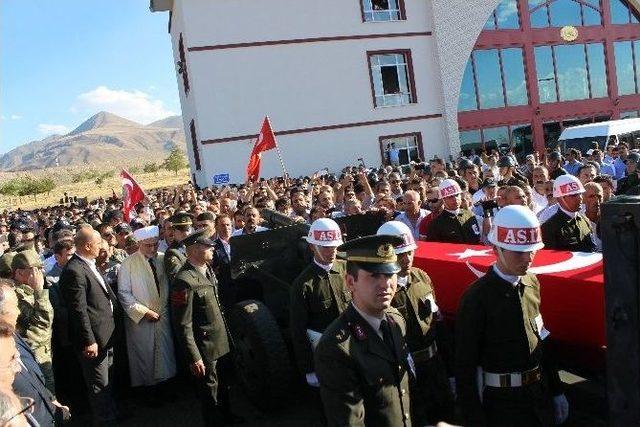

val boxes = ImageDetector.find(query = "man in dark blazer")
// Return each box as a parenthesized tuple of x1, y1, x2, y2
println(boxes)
(210, 214, 234, 310)
(59, 226, 119, 426)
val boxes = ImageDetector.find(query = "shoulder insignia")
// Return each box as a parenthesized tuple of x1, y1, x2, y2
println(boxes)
(347, 321, 367, 341)
(170, 289, 188, 306)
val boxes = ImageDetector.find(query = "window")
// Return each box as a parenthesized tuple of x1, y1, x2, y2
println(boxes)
(621, 110, 640, 118)
(362, 0, 405, 22)
(189, 119, 201, 170)
(457, 47, 528, 111)
(610, 0, 640, 24)
(368, 51, 416, 107)
(484, 0, 521, 29)
(529, 0, 602, 28)
(379, 133, 423, 165)
(534, 43, 608, 103)
(614, 40, 640, 95)
(459, 124, 533, 155)
(178, 33, 190, 95)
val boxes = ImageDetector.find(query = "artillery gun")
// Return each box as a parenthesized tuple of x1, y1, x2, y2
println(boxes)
(227, 209, 384, 409)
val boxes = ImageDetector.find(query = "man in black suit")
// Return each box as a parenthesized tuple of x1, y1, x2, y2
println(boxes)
(60, 226, 118, 426)
(210, 214, 234, 310)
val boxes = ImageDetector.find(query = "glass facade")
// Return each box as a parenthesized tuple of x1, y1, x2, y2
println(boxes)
(458, 0, 640, 154)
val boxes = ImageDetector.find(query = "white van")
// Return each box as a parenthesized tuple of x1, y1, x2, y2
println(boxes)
(558, 118, 640, 154)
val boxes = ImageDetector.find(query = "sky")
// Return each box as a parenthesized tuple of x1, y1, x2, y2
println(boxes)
(1, 0, 180, 155)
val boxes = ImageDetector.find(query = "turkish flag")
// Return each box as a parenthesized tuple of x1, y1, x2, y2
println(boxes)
(120, 169, 145, 222)
(246, 116, 277, 181)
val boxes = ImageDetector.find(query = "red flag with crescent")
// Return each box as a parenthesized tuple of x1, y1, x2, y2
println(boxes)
(246, 116, 277, 182)
(120, 169, 145, 221)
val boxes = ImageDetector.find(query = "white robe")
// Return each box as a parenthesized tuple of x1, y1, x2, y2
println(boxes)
(117, 251, 176, 387)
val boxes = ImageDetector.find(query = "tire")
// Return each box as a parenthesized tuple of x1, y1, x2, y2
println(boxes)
(228, 299, 293, 410)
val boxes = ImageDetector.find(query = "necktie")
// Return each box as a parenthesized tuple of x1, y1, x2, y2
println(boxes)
(148, 258, 160, 292)
(380, 317, 397, 361)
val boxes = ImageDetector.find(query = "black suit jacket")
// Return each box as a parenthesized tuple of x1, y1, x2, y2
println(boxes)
(211, 238, 233, 309)
(13, 333, 56, 427)
(59, 254, 117, 350)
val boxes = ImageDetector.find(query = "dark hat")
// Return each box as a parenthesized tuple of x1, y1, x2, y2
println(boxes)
(196, 212, 215, 222)
(338, 234, 403, 274)
(626, 152, 640, 164)
(168, 211, 193, 227)
(9, 221, 30, 232)
(52, 219, 73, 233)
(11, 249, 43, 270)
(497, 156, 516, 168)
(548, 151, 562, 161)
(458, 159, 474, 170)
(114, 223, 132, 234)
(0, 251, 16, 276)
(181, 229, 215, 248)
(482, 177, 498, 188)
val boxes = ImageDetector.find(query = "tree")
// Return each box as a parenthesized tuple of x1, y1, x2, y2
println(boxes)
(163, 148, 188, 175)
(143, 162, 160, 174)
(0, 176, 57, 202)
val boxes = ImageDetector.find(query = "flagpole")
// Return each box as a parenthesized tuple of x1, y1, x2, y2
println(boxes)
(267, 116, 288, 177)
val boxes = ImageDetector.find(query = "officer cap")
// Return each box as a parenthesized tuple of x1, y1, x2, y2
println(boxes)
(498, 156, 516, 168)
(11, 250, 43, 271)
(482, 177, 498, 188)
(626, 152, 640, 164)
(0, 251, 16, 277)
(458, 159, 474, 170)
(168, 211, 193, 227)
(114, 223, 132, 234)
(338, 234, 403, 274)
(181, 229, 215, 248)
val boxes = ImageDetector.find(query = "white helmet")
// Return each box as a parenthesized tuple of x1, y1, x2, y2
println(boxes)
(376, 221, 417, 254)
(306, 218, 343, 247)
(488, 205, 544, 252)
(553, 174, 585, 198)
(438, 179, 462, 199)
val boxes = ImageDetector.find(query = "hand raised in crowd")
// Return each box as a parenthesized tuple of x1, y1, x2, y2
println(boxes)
(27, 266, 45, 292)
(143, 310, 161, 322)
(190, 359, 206, 377)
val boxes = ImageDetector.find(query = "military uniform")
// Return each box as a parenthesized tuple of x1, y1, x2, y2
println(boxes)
(164, 241, 187, 284)
(314, 234, 413, 427)
(425, 209, 480, 244)
(315, 305, 413, 427)
(170, 232, 231, 427)
(392, 267, 454, 424)
(549, 167, 567, 180)
(541, 209, 596, 252)
(455, 267, 563, 426)
(616, 172, 640, 195)
(289, 260, 350, 375)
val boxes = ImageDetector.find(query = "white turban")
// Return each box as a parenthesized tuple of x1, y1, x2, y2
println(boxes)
(133, 225, 159, 242)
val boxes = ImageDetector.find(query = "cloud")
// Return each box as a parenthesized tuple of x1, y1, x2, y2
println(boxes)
(10, 114, 22, 120)
(74, 86, 175, 124)
(38, 124, 70, 135)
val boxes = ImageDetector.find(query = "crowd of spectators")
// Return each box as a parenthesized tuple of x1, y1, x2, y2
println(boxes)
(0, 141, 637, 425)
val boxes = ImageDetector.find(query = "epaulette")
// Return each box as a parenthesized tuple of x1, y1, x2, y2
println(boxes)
(346, 320, 367, 341)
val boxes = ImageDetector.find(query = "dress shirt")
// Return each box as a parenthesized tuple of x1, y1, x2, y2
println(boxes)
(352, 302, 384, 339)
(313, 259, 332, 273)
(76, 253, 113, 311)
(492, 264, 520, 287)
(397, 276, 408, 288)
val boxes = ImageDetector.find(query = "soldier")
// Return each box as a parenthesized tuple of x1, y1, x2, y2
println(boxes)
(315, 234, 413, 427)
(290, 218, 350, 388)
(541, 175, 596, 252)
(170, 230, 234, 427)
(547, 152, 567, 180)
(10, 250, 55, 393)
(456, 205, 568, 426)
(164, 211, 192, 284)
(377, 221, 455, 425)
(425, 179, 480, 244)
(497, 156, 528, 187)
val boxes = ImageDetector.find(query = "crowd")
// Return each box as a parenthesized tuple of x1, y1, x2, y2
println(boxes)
(0, 140, 636, 427)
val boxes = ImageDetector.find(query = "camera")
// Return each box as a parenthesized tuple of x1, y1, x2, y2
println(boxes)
(474, 199, 499, 218)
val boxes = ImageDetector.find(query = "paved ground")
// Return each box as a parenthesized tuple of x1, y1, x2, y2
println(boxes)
(62, 369, 606, 426)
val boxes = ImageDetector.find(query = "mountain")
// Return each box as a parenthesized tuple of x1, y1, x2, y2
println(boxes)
(0, 112, 186, 171)
(147, 115, 183, 129)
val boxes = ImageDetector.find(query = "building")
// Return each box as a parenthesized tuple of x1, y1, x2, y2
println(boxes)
(150, 0, 640, 186)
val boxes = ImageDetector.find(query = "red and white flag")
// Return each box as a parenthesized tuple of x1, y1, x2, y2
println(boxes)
(120, 169, 145, 221)
(246, 116, 277, 182)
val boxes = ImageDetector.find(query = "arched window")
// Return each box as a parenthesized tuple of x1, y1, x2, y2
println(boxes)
(457, 0, 640, 154)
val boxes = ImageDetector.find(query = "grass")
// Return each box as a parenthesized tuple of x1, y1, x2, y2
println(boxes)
(0, 164, 189, 211)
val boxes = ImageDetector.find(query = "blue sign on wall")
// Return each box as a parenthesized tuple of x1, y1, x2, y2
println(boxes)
(213, 173, 230, 185)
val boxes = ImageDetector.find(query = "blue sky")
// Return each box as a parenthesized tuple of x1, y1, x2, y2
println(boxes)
(1, 0, 180, 155)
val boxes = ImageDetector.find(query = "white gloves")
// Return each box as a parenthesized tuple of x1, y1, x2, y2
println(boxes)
(306, 372, 319, 387)
(448, 377, 457, 400)
(553, 394, 569, 424)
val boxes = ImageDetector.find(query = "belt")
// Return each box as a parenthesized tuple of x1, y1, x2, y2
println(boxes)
(412, 342, 438, 363)
(483, 366, 541, 388)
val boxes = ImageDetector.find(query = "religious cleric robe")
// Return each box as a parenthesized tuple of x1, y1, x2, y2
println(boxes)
(117, 251, 176, 386)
